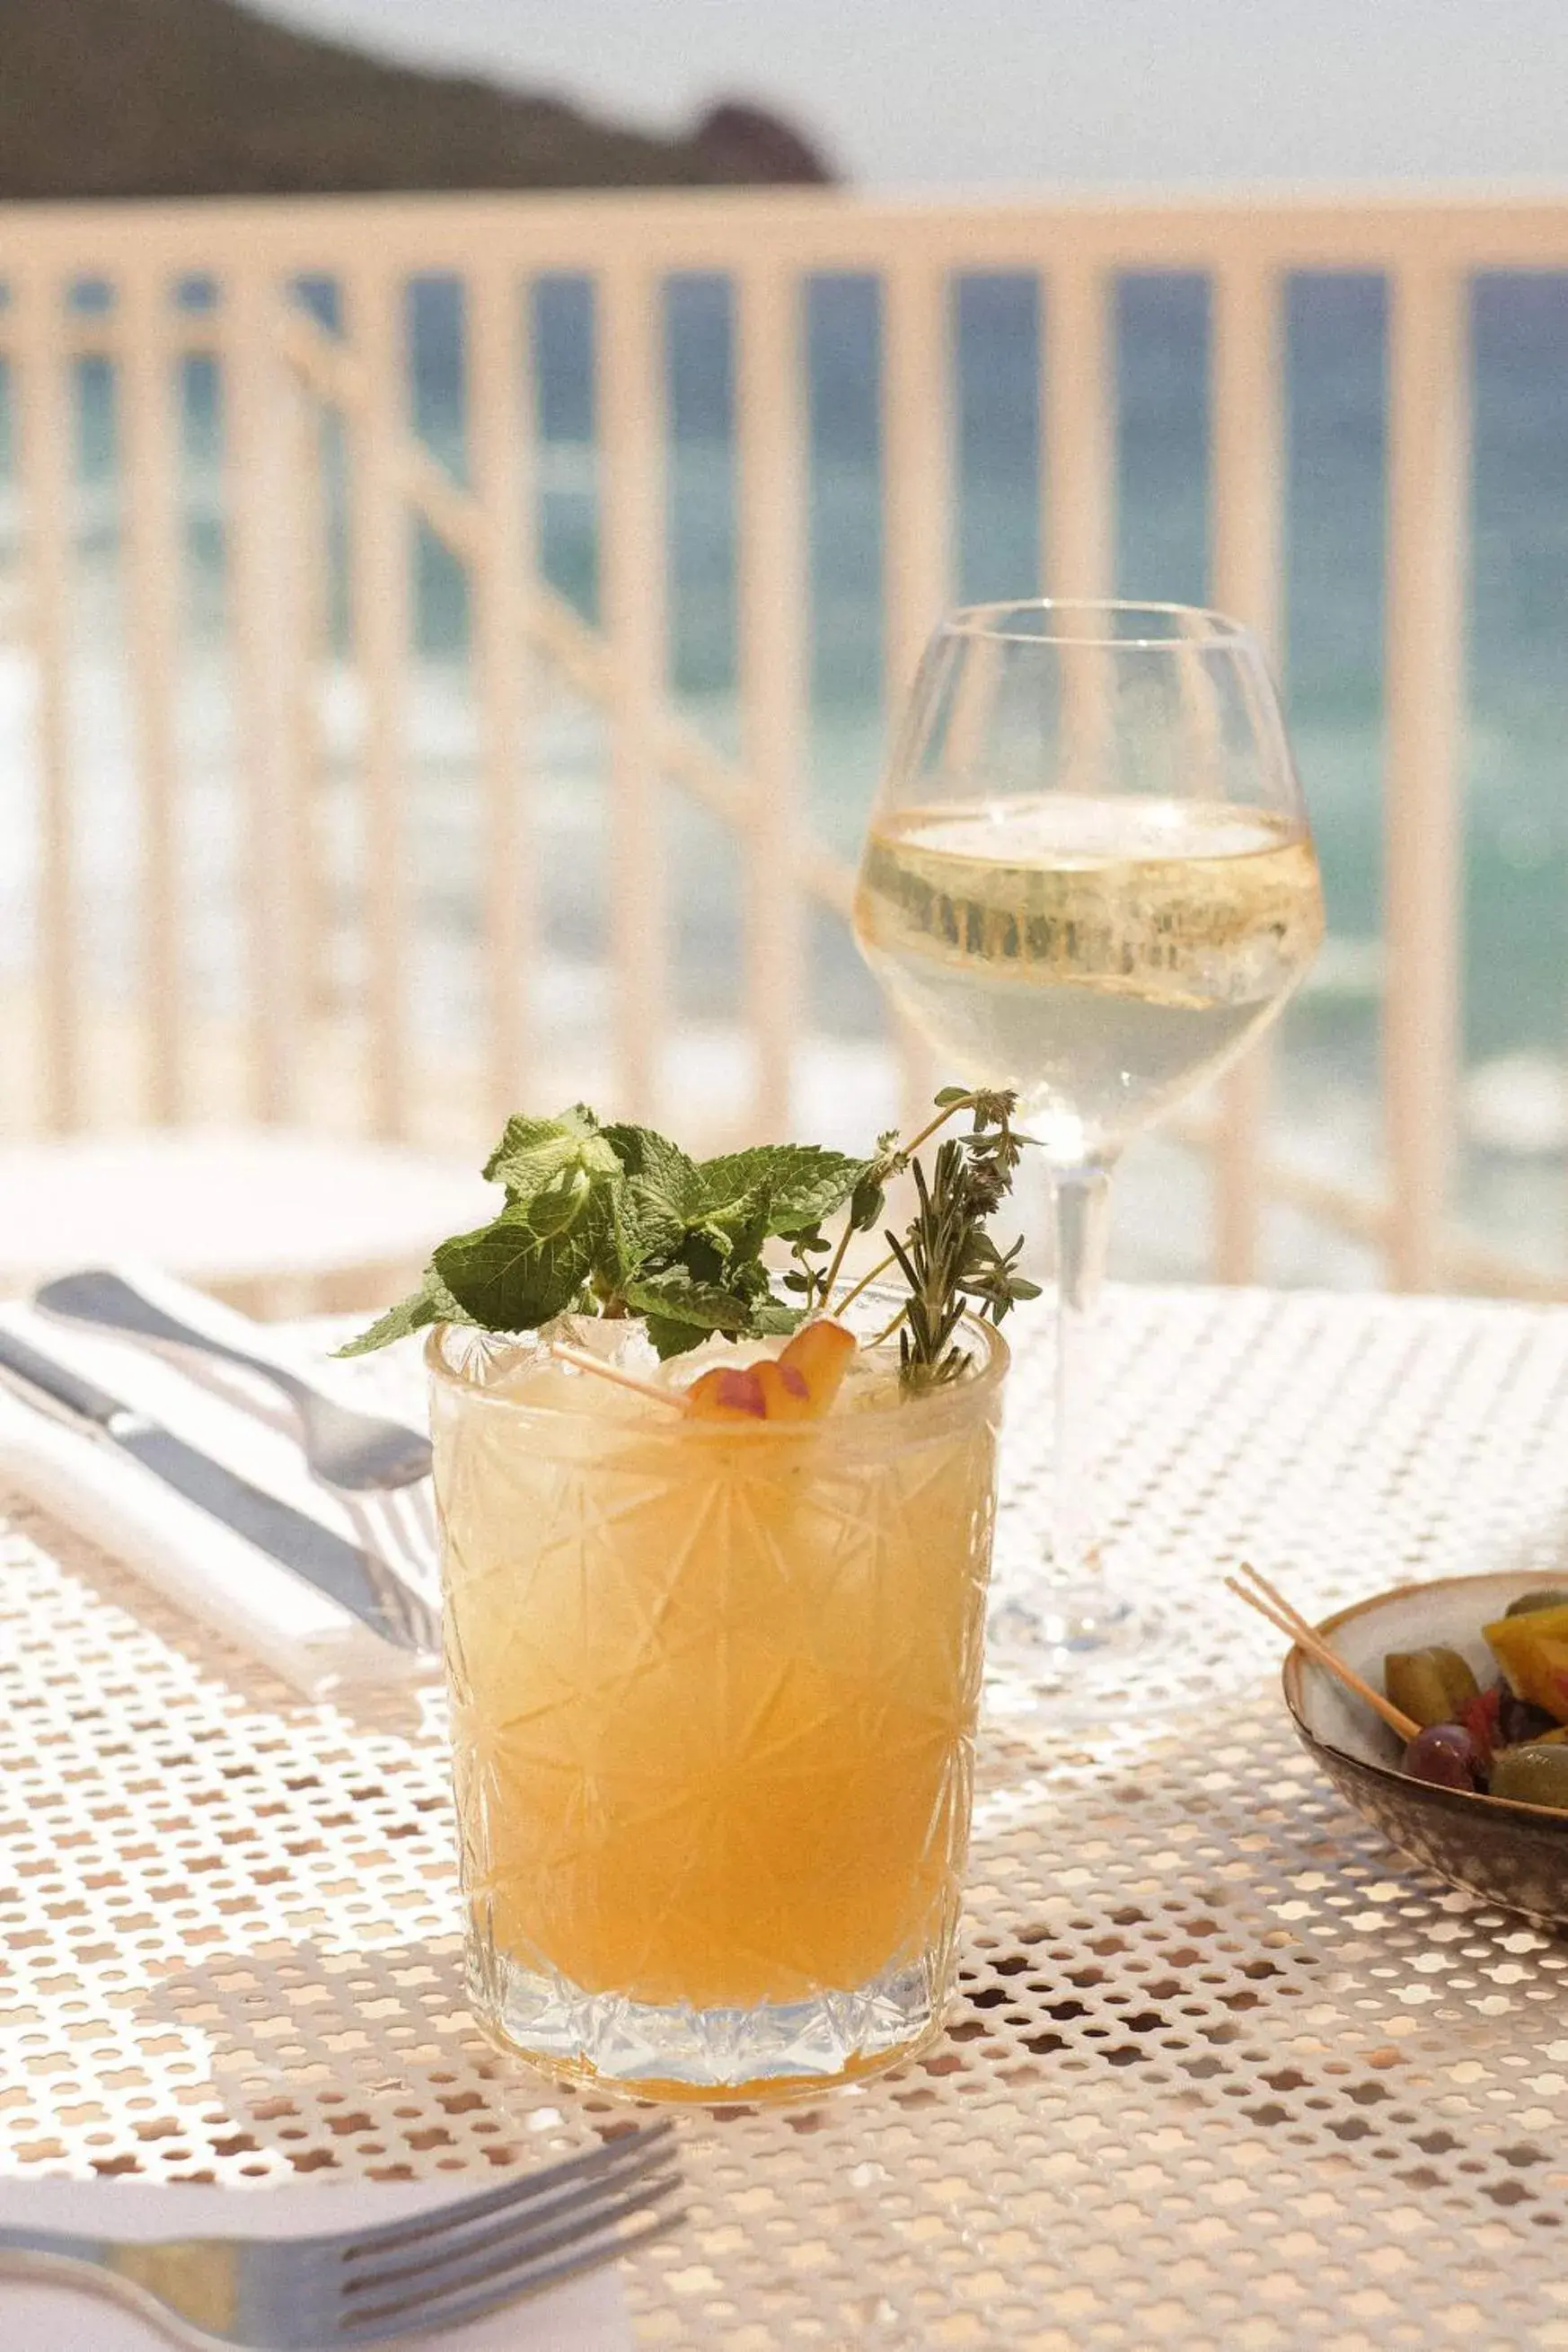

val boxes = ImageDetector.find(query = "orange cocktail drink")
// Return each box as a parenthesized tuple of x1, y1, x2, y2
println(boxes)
(428, 1305, 1006, 2101)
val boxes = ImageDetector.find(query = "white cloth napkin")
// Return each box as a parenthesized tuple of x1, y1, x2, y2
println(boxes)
(0, 2174, 631, 2348)
(0, 1266, 438, 1701)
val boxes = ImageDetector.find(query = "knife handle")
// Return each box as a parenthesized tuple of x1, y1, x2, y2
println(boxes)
(0, 1330, 129, 1429)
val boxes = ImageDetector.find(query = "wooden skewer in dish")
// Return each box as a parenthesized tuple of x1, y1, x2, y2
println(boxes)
(1226, 1560, 1421, 1744)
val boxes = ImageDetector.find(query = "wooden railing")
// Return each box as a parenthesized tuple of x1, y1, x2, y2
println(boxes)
(1, 187, 1565, 1297)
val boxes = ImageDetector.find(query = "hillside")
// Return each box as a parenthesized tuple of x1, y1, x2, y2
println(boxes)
(0, 0, 834, 199)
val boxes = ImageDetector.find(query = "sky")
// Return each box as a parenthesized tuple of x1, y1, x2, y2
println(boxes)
(252, 0, 1568, 188)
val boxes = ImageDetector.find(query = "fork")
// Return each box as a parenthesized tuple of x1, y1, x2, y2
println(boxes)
(36, 1269, 434, 1493)
(0, 2124, 682, 2347)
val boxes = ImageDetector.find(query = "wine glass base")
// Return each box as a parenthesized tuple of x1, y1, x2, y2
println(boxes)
(983, 1583, 1160, 1721)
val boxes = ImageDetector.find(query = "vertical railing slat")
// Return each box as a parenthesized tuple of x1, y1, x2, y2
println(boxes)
(883, 260, 951, 1126)
(1042, 261, 1118, 899)
(16, 269, 79, 1131)
(226, 271, 311, 1125)
(737, 265, 806, 1139)
(598, 263, 668, 1123)
(1209, 261, 1285, 1283)
(1044, 261, 1114, 601)
(290, 392, 330, 1051)
(121, 267, 185, 1123)
(883, 260, 950, 700)
(1383, 263, 1469, 1291)
(467, 263, 533, 1127)
(346, 269, 413, 1140)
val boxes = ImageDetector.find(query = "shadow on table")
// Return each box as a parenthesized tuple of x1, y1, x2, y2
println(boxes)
(134, 1935, 629, 2186)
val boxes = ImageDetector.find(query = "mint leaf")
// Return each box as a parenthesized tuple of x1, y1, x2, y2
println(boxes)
(642, 1314, 708, 1361)
(592, 1123, 704, 1273)
(335, 1261, 471, 1356)
(524, 1167, 603, 1238)
(621, 1265, 753, 1335)
(727, 1256, 772, 1303)
(604, 1178, 663, 1288)
(749, 1295, 805, 1335)
(334, 1291, 437, 1357)
(483, 1106, 621, 1198)
(602, 1123, 700, 1200)
(435, 1196, 609, 1331)
(697, 1190, 771, 1264)
(848, 1173, 886, 1233)
(698, 1145, 867, 1237)
(621, 1183, 689, 1265)
(636, 1274, 801, 1357)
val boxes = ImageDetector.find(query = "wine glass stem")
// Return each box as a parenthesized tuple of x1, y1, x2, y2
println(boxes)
(1050, 1161, 1113, 1583)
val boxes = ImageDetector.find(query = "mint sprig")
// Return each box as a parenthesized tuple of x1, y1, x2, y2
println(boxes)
(340, 1106, 867, 1361)
(339, 1093, 1038, 1381)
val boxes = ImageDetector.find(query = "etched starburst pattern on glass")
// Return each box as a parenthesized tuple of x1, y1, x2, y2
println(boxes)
(429, 1317, 1006, 2101)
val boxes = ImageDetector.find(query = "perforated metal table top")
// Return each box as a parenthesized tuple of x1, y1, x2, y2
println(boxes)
(4, 1288, 1567, 2349)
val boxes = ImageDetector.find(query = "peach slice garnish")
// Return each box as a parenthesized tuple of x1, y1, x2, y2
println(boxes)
(779, 1319, 857, 1414)
(683, 1323, 858, 1423)
(685, 1364, 769, 1421)
(753, 1360, 814, 1422)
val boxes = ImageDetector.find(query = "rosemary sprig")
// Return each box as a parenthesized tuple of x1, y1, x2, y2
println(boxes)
(869, 1088, 1041, 1390)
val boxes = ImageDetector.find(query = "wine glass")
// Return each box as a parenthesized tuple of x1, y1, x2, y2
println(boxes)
(852, 600, 1325, 1682)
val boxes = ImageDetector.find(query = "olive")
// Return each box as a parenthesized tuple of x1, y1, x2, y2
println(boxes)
(1386, 1647, 1481, 1729)
(1402, 1723, 1484, 1792)
(1487, 1744, 1568, 1811)
(1496, 1684, 1559, 1748)
(1504, 1587, 1568, 1617)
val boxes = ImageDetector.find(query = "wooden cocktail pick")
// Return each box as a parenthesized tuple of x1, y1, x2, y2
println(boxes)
(1226, 1560, 1421, 1743)
(547, 1341, 690, 1412)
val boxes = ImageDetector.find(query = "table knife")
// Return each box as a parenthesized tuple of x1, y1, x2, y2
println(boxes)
(0, 1327, 439, 1658)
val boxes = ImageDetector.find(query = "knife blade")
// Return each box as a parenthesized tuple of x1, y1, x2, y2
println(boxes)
(0, 1327, 439, 1658)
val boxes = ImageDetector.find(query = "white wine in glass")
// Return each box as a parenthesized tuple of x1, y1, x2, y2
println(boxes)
(853, 603, 1325, 1678)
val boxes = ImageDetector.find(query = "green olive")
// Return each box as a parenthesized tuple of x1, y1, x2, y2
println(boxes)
(1385, 1647, 1481, 1729)
(1487, 1744, 1568, 1811)
(1504, 1587, 1568, 1617)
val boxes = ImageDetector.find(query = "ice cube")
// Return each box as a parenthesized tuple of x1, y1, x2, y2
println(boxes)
(461, 1313, 665, 1416)
(832, 1335, 905, 1416)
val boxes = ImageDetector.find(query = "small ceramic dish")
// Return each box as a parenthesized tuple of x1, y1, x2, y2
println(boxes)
(1282, 1569, 1568, 1927)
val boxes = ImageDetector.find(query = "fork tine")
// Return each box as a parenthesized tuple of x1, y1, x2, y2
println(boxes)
(366, 1484, 436, 1590)
(366, 1543, 439, 1653)
(338, 2171, 684, 2335)
(411, 1477, 438, 1560)
(394, 1479, 439, 1581)
(340, 1493, 440, 1648)
(338, 2122, 674, 2262)
(383, 1490, 439, 1627)
(339, 2210, 683, 2343)
(344, 1494, 397, 1575)
(343, 2160, 683, 2301)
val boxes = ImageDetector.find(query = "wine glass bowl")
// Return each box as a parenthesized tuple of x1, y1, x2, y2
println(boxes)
(852, 600, 1325, 1685)
(854, 601, 1323, 1167)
